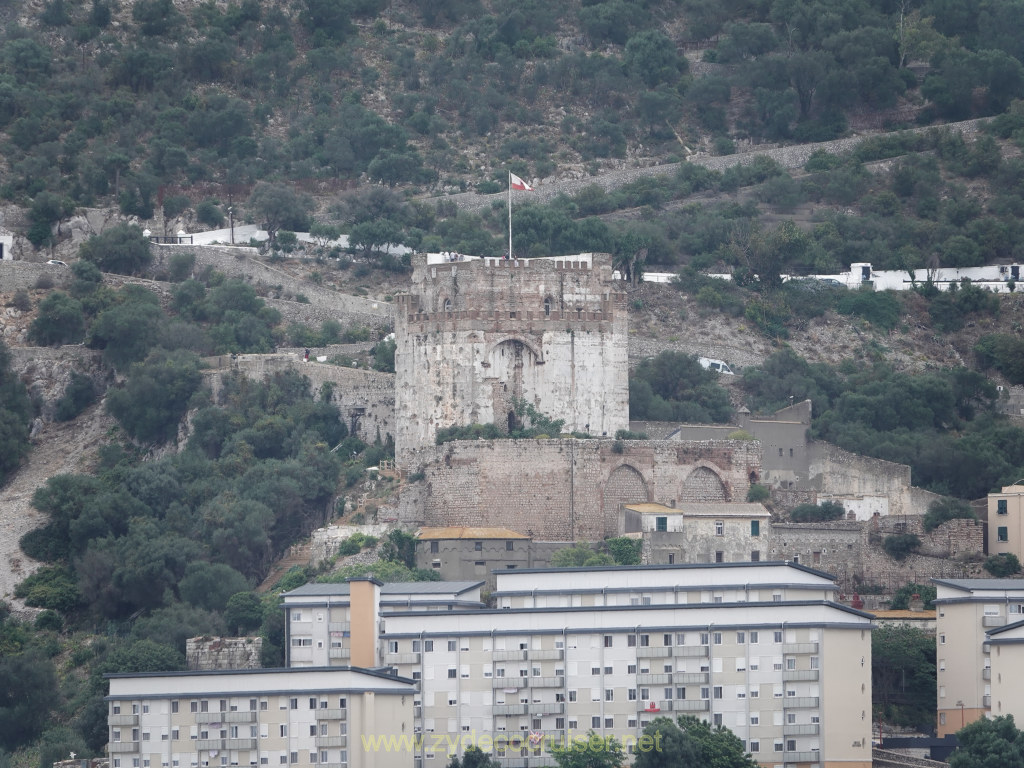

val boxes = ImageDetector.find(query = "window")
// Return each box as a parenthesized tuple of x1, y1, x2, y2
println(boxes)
(750, 715, 759, 726)
(749, 741, 759, 754)
(568, 691, 577, 702)
(628, 689, 637, 701)
(713, 714, 722, 726)
(628, 664, 637, 674)
(750, 550, 760, 562)
(639, 634, 650, 647)
(774, 742, 784, 753)
(700, 687, 709, 700)
(750, 688, 759, 698)
(430, 542, 439, 553)
(170, 701, 178, 714)
(663, 633, 673, 646)
(388, 641, 399, 654)
(447, 669, 457, 679)
(999, 526, 1009, 542)
(786, 658, 796, 670)
(592, 667, 601, 676)
(628, 635, 637, 647)
(786, 740, 796, 752)
(289, 699, 298, 710)
(940, 634, 946, 645)
(715, 551, 724, 563)
(604, 666, 612, 674)
(700, 633, 709, 645)
(506, 541, 514, 551)
(713, 633, 722, 645)
(604, 635, 613, 648)
(605, 690, 614, 702)
(737, 632, 745, 644)
(715, 521, 724, 536)
(998, 499, 1008, 515)
(774, 631, 783, 643)
(604, 718, 614, 729)
(676, 687, 686, 699)
(663, 664, 672, 673)
(713, 686, 722, 699)
(280, 725, 287, 738)
(750, 631, 758, 644)
(308, 698, 317, 710)
(474, 542, 482, 551)
(448, 640, 457, 651)
(424, 641, 434, 652)
(750, 520, 760, 537)
(668, 554, 675, 564)
(676, 633, 686, 645)
(655, 517, 667, 532)
(591, 717, 601, 729)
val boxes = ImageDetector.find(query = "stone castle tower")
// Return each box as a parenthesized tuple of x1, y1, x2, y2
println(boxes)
(394, 254, 629, 466)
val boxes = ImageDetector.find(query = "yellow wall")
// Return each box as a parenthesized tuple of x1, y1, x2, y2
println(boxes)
(821, 626, 873, 766)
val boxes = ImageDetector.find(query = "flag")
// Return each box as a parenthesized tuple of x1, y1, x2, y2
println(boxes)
(510, 172, 533, 191)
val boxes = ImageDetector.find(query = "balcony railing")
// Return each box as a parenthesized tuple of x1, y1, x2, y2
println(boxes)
(196, 711, 256, 724)
(529, 677, 564, 688)
(636, 674, 671, 685)
(636, 647, 672, 658)
(783, 670, 819, 682)
(109, 714, 139, 726)
(196, 739, 258, 751)
(328, 622, 350, 632)
(493, 704, 529, 716)
(783, 642, 819, 655)
(494, 650, 528, 662)
(528, 702, 564, 715)
(385, 652, 421, 665)
(670, 699, 709, 712)
(316, 736, 347, 748)
(784, 697, 819, 708)
(108, 742, 139, 754)
(493, 677, 528, 689)
(315, 709, 348, 721)
(783, 750, 820, 763)
(673, 646, 709, 658)
(529, 649, 564, 661)
(783, 724, 820, 736)
(673, 672, 709, 684)
(983, 615, 1006, 627)
(328, 648, 351, 660)
(983, 668, 992, 680)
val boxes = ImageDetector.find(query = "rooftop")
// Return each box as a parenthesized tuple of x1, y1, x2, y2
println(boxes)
(932, 578, 1024, 592)
(281, 580, 484, 598)
(624, 502, 771, 517)
(417, 526, 530, 540)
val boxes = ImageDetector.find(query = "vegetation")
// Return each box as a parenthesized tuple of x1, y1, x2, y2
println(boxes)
(631, 716, 759, 768)
(923, 498, 977, 532)
(949, 715, 1024, 768)
(436, 398, 564, 444)
(630, 352, 732, 423)
(883, 533, 922, 560)
(872, 625, 936, 732)
(984, 553, 1022, 577)
(789, 501, 846, 522)
(0, 341, 32, 487)
(889, 583, 937, 611)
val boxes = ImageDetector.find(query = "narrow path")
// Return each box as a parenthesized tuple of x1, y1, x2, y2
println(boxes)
(0, 402, 113, 611)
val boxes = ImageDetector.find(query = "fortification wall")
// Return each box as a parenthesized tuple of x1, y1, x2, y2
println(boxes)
(0, 261, 71, 292)
(809, 443, 925, 515)
(401, 438, 760, 540)
(203, 354, 395, 445)
(185, 636, 263, 670)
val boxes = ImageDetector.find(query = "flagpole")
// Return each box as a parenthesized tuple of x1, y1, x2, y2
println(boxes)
(508, 171, 513, 259)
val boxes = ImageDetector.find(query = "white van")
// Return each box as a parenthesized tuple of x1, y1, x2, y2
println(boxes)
(699, 357, 734, 375)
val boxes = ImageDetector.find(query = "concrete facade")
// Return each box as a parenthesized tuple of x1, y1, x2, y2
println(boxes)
(402, 438, 761, 541)
(393, 255, 628, 466)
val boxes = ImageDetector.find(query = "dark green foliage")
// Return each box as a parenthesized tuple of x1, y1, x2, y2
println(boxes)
(87, 287, 164, 368)
(380, 530, 415, 568)
(925, 280, 1000, 332)
(630, 352, 733, 423)
(28, 292, 85, 346)
(178, 562, 250, 611)
(0, 654, 58, 751)
(26, 192, 72, 248)
(631, 716, 758, 768)
(984, 553, 1022, 577)
(883, 533, 921, 560)
(949, 715, 1024, 768)
(550, 543, 615, 568)
(78, 224, 153, 275)
(789, 501, 846, 522)
(746, 484, 770, 502)
(371, 338, 396, 372)
(447, 746, 501, 768)
(106, 348, 204, 443)
(224, 592, 264, 635)
(195, 199, 225, 228)
(923, 497, 976, 532)
(0, 341, 32, 487)
(889, 583, 937, 610)
(604, 537, 641, 565)
(167, 252, 196, 283)
(975, 334, 1024, 384)
(872, 625, 936, 732)
(14, 566, 80, 612)
(247, 183, 313, 242)
(836, 288, 902, 331)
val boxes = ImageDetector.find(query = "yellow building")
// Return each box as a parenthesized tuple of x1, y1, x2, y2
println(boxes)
(988, 484, 1024, 558)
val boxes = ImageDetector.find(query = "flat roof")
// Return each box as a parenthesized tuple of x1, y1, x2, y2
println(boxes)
(868, 610, 937, 620)
(932, 578, 1024, 592)
(282, 580, 484, 598)
(624, 502, 770, 517)
(417, 527, 530, 540)
(498, 560, 835, 580)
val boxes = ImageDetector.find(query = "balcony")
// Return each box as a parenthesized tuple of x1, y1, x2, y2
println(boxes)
(385, 652, 421, 665)
(316, 736, 347, 748)
(328, 622, 350, 632)
(783, 670, 819, 682)
(670, 700, 709, 712)
(322, 764, 349, 768)
(196, 711, 256, 724)
(636, 647, 672, 659)
(783, 724, 820, 736)
(529, 677, 564, 688)
(315, 709, 348, 721)
(783, 643, 819, 655)
(528, 702, 564, 715)
(636, 674, 671, 685)
(784, 697, 819, 709)
(414, 706, 422, 719)
(329, 648, 351, 660)
(529, 649, 564, 661)
(494, 650, 528, 662)
(673, 672, 709, 684)
(673, 646, 709, 658)
(109, 714, 139, 726)
(196, 740, 225, 751)
(493, 704, 529, 716)
(983, 615, 1006, 627)
(983, 668, 992, 680)
(783, 750, 820, 763)
(984, 695, 992, 708)
(108, 742, 139, 754)
(493, 677, 528, 689)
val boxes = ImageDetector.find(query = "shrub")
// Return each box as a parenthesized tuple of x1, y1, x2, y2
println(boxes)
(11, 289, 31, 311)
(883, 533, 921, 560)
(28, 292, 85, 346)
(984, 553, 1021, 577)
(923, 498, 975, 532)
(746, 484, 770, 502)
(889, 583, 937, 610)
(34, 273, 55, 290)
(54, 371, 97, 421)
(167, 252, 196, 282)
(614, 429, 648, 440)
(789, 501, 845, 522)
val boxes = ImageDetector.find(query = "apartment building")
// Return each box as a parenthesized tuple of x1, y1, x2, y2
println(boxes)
(105, 667, 416, 768)
(987, 484, 1024, 558)
(933, 578, 1024, 736)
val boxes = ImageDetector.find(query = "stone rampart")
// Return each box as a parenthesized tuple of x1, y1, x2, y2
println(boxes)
(0, 261, 71, 292)
(185, 636, 262, 670)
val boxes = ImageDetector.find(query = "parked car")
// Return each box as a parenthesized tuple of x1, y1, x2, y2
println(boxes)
(698, 357, 735, 375)
(46, 259, 67, 266)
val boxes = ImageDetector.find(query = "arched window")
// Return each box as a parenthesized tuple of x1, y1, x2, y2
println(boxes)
(543, 297, 552, 317)
(443, 298, 452, 312)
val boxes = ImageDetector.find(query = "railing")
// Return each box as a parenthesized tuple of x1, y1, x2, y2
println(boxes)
(385, 652, 421, 665)
(783, 642, 819, 654)
(529, 649, 564, 661)
(315, 709, 348, 721)
(529, 702, 564, 715)
(636, 647, 672, 658)
(983, 668, 991, 680)
(636, 674, 671, 685)
(329, 648, 351, 660)
(196, 711, 256, 724)
(783, 750, 820, 763)
(670, 700, 709, 712)
(493, 704, 529, 716)
(328, 622, 351, 632)
(108, 742, 139, 754)
(673, 672, 709, 684)
(784, 697, 819, 708)
(196, 738, 257, 751)
(673, 646, 709, 657)
(494, 650, 529, 662)
(492, 677, 528, 689)
(983, 615, 1006, 627)
(783, 724, 820, 736)
(529, 677, 564, 688)
(783, 670, 819, 682)
(315, 736, 347, 748)
(983, 695, 992, 707)
(109, 714, 139, 726)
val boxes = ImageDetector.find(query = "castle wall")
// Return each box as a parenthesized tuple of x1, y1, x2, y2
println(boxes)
(394, 256, 628, 464)
(401, 438, 760, 541)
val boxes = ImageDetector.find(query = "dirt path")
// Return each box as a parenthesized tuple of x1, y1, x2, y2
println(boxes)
(0, 402, 113, 611)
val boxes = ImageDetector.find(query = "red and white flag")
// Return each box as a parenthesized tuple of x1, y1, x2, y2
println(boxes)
(510, 172, 533, 191)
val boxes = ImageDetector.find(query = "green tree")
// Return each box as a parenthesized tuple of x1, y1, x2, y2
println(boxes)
(87, 288, 165, 368)
(632, 716, 759, 768)
(550, 729, 625, 768)
(883, 533, 921, 560)
(247, 183, 313, 243)
(923, 497, 976, 532)
(872, 625, 936, 732)
(224, 592, 264, 635)
(889, 583, 937, 610)
(0, 340, 32, 487)
(789, 501, 846, 522)
(604, 537, 641, 565)
(447, 746, 501, 768)
(630, 352, 733, 423)
(625, 30, 685, 88)
(26, 192, 72, 249)
(78, 224, 153, 275)
(0, 654, 58, 751)
(550, 543, 614, 568)
(28, 292, 85, 346)
(949, 715, 1024, 768)
(984, 553, 1022, 577)
(106, 348, 204, 443)
(178, 562, 250, 612)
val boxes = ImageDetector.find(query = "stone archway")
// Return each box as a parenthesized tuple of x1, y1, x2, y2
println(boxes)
(680, 466, 727, 502)
(602, 464, 649, 538)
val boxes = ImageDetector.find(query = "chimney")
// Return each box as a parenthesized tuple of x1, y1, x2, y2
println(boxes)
(909, 594, 924, 612)
(347, 577, 382, 668)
